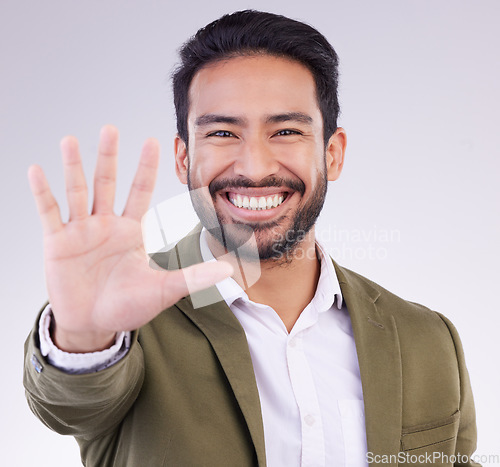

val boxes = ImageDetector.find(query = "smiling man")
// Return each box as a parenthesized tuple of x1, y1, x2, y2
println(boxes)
(24, 10, 480, 467)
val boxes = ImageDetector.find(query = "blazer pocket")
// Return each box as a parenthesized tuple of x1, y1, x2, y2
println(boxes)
(400, 410, 460, 462)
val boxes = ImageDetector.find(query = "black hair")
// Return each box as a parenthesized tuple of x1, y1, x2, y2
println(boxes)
(172, 10, 340, 147)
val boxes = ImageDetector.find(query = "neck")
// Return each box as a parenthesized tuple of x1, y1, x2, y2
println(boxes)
(206, 227, 321, 333)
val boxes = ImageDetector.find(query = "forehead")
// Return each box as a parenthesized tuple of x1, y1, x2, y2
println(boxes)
(187, 55, 321, 125)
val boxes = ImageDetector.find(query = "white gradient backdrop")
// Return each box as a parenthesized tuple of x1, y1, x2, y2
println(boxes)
(1, 0, 499, 465)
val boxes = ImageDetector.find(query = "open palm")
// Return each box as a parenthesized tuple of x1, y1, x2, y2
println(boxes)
(28, 125, 232, 352)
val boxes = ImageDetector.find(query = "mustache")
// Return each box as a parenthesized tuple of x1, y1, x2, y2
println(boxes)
(209, 176, 305, 197)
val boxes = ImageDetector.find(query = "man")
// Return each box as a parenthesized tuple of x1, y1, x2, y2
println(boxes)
(24, 10, 480, 467)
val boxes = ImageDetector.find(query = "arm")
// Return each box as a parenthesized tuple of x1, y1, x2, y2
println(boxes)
(24, 126, 233, 443)
(437, 313, 481, 467)
(24, 305, 144, 441)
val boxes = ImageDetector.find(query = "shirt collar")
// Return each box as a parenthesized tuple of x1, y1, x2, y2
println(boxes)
(199, 228, 343, 311)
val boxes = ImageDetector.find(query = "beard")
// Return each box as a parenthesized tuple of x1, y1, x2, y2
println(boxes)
(187, 164, 328, 264)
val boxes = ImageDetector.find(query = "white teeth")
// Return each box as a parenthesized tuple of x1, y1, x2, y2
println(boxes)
(228, 193, 287, 210)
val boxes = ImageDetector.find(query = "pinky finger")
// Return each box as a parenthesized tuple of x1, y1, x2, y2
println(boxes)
(28, 165, 64, 235)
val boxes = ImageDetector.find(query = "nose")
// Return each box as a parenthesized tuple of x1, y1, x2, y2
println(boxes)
(233, 137, 280, 183)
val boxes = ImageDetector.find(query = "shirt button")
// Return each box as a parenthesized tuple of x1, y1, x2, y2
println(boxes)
(288, 337, 297, 348)
(304, 414, 315, 426)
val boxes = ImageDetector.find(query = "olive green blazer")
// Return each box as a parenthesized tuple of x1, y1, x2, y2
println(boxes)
(24, 227, 479, 466)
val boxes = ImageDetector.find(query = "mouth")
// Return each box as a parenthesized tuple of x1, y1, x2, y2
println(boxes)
(226, 191, 288, 210)
(216, 188, 293, 222)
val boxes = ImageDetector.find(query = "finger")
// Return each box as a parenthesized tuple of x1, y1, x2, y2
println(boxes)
(92, 125, 119, 215)
(123, 138, 160, 220)
(100, 261, 234, 332)
(61, 136, 88, 221)
(161, 261, 234, 305)
(27, 165, 64, 235)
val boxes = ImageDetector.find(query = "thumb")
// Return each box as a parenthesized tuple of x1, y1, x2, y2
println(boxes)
(180, 260, 234, 295)
(159, 260, 234, 308)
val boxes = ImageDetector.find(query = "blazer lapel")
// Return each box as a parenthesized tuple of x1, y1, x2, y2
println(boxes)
(151, 227, 267, 467)
(334, 262, 403, 465)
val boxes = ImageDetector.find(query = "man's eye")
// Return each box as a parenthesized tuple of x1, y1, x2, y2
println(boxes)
(275, 129, 301, 136)
(208, 130, 234, 137)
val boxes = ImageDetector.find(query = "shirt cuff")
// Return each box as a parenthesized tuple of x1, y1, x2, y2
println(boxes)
(38, 304, 131, 374)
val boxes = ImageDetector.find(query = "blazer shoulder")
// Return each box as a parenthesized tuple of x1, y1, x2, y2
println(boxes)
(334, 261, 452, 331)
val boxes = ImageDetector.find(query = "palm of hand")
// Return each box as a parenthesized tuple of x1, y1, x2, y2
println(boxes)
(28, 126, 232, 352)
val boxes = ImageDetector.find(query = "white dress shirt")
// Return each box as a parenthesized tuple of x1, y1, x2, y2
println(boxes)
(200, 230, 368, 467)
(40, 232, 368, 466)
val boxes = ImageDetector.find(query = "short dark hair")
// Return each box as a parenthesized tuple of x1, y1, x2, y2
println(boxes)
(172, 10, 340, 147)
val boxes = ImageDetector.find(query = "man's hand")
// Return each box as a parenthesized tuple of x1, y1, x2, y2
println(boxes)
(28, 125, 232, 353)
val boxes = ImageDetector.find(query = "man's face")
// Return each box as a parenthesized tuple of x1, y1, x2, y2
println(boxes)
(175, 54, 345, 261)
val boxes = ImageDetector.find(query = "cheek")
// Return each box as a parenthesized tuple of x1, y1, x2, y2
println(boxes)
(188, 149, 233, 186)
(280, 150, 324, 189)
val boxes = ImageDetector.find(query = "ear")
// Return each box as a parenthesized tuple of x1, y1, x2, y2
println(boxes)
(325, 127, 347, 181)
(174, 135, 189, 185)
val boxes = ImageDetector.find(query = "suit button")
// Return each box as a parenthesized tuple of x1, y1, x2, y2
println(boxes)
(31, 354, 43, 373)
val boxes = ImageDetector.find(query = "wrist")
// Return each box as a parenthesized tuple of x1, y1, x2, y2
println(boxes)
(51, 321, 116, 353)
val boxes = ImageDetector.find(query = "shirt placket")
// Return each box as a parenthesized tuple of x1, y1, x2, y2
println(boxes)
(286, 331, 326, 467)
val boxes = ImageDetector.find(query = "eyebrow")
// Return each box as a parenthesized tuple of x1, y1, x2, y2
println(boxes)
(195, 114, 246, 127)
(194, 112, 314, 128)
(265, 112, 313, 125)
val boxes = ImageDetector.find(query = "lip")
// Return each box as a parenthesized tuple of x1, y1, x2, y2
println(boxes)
(217, 189, 294, 222)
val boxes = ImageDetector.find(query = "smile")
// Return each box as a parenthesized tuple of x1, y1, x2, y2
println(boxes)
(226, 192, 288, 210)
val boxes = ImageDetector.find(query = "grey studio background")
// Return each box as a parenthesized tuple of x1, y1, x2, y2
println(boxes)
(1, 0, 499, 465)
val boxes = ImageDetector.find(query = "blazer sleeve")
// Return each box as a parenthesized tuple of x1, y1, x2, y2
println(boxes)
(437, 313, 481, 467)
(23, 307, 145, 443)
